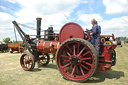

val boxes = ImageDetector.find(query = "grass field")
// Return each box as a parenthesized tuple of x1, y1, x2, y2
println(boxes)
(0, 45, 128, 85)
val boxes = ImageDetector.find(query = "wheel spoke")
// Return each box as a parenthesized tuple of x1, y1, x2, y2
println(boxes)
(81, 57, 91, 61)
(64, 50, 72, 57)
(66, 45, 73, 54)
(61, 55, 70, 58)
(25, 64, 27, 67)
(73, 45, 76, 56)
(27, 64, 29, 68)
(70, 66, 75, 77)
(80, 66, 84, 76)
(24, 57, 27, 60)
(62, 62, 71, 68)
(76, 65, 80, 76)
(84, 62, 93, 67)
(28, 64, 30, 68)
(82, 51, 90, 57)
(62, 60, 70, 62)
(66, 52, 71, 57)
(80, 64, 90, 71)
(27, 55, 29, 59)
(67, 64, 73, 73)
(77, 47, 85, 57)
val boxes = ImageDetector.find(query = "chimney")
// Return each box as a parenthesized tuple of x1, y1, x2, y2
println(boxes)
(36, 18, 42, 39)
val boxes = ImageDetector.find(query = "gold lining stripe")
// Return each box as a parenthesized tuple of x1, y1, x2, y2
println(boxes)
(43, 42, 45, 52)
(50, 42, 52, 53)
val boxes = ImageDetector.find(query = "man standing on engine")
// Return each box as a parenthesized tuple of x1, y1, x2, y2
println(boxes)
(89, 21, 101, 45)
(91, 19, 100, 55)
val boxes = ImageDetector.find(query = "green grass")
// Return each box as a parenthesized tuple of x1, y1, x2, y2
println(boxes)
(0, 45, 128, 85)
(125, 44, 128, 47)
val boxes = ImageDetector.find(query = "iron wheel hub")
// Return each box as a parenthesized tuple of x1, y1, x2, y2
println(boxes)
(70, 56, 80, 65)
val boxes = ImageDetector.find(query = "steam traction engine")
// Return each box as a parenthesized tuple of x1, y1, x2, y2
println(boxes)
(12, 18, 117, 82)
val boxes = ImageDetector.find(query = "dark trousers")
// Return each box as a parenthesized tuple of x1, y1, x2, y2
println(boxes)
(94, 38, 100, 55)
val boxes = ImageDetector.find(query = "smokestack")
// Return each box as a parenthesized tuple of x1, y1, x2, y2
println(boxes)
(36, 18, 42, 39)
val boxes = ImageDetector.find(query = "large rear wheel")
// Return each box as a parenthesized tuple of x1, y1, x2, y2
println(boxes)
(111, 50, 116, 66)
(56, 38, 98, 82)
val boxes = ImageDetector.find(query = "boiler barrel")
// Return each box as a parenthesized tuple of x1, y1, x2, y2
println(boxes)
(37, 40, 60, 53)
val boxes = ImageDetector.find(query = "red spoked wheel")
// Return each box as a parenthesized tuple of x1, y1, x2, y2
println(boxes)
(56, 38, 98, 82)
(38, 53, 50, 66)
(20, 52, 35, 71)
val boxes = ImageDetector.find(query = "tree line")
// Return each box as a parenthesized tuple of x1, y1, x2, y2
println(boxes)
(0, 37, 10, 44)
(115, 37, 128, 43)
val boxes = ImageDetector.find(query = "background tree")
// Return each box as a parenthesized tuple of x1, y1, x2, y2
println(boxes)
(115, 37, 128, 41)
(3, 37, 10, 44)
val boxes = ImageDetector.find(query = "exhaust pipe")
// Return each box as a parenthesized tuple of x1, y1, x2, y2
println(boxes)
(36, 18, 42, 39)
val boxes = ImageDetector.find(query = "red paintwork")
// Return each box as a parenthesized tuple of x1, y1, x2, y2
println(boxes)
(56, 40, 95, 81)
(59, 22, 84, 43)
(97, 63, 111, 71)
(8, 41, 24, 53)
(37, 22, 117, 72)
(97, 45, 117, 71)
(10, 47, 19, 52)
(37, 39, 60, 53)
(10, 47, 24, 53)
(20, 53, 33, 71)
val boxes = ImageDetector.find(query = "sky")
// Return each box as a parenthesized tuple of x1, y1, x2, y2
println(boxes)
(0, 0, 128, 41)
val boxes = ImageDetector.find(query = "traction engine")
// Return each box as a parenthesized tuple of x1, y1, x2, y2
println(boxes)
(12, 18, 117, 82)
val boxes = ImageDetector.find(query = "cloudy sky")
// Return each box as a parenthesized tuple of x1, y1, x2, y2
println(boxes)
(0, 0, 128, 41)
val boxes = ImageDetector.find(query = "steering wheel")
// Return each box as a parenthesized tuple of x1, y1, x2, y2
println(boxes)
(85, 29, 91, 42)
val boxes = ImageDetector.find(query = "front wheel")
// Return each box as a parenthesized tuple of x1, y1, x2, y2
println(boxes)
(56, 38, 98, 82)
(20, 52, 35, 71)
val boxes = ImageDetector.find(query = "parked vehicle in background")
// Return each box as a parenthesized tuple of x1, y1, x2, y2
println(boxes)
(8, 41, 24, 53)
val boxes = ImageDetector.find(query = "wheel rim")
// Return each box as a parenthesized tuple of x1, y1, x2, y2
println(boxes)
(112, 50, 116, 66)
(38, 54, 50, 66)
(20, 53, 34, 70)
(57, 40, 95, 81)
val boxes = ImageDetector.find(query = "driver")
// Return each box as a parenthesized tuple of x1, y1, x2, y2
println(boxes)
(89, 21, 101, 45)
(90, 19, 100, 55)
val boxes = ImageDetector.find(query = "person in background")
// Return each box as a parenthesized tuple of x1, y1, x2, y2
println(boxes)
(91, 19, 100, 55)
